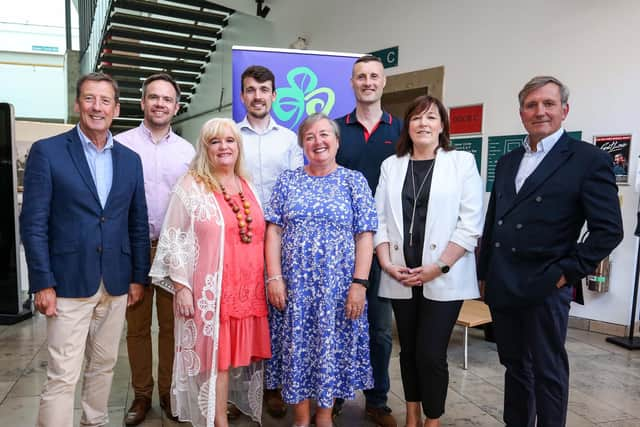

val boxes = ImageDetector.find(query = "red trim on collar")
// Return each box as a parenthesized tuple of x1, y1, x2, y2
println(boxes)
(363, 121, 381, 143)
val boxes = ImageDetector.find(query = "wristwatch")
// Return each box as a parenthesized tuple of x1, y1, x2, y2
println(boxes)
(436, 260, 450, 274)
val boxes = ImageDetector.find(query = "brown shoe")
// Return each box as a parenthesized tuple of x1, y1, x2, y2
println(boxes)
(160, 394, 179, 422)
(227, 402, 242, 419)
(366, 405, 398, 427)
(124, 397, 151, 426)
(264, 388, 287, 418)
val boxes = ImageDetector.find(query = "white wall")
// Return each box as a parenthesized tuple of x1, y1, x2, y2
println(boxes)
(259, 0, 640, 325)
(0, 51, 66, 120)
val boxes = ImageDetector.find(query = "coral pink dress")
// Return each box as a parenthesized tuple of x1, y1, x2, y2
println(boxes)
(150, 174, 269, 427)
(215, 180, 271, 370)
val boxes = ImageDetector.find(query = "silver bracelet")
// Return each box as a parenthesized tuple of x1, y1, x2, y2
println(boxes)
(266, 275, 284, 284)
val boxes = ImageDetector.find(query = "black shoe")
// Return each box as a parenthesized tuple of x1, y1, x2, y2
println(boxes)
(332, 399, 344, 417)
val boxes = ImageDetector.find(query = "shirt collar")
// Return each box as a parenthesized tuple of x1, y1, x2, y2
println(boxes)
(522, 127, 564, 154)
(238, 115, 281, 133)
(76, 126, 114, 151)
(139, 122, 173, 144)
(344, 108, 393, 126)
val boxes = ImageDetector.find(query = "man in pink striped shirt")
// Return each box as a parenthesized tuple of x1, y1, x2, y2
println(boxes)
(116, 73, 195, 426)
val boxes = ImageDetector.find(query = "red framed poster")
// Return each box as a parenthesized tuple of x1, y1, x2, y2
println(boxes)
(449, 104, 483, 135)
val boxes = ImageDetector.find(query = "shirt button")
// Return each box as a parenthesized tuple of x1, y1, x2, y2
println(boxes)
(516, 223, 523, 229)
(497, 220, 503, 226)
(393, 244, 399, 250)
(495, 242, 501, 248)
(535, 196, 543, 202)
(430, 243, 437, 250)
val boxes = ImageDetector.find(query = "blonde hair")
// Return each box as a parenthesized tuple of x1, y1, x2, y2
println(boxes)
(190, 118, 250, 192)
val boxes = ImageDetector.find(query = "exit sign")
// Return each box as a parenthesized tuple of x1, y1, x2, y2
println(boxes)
(369, 46, 398, 69)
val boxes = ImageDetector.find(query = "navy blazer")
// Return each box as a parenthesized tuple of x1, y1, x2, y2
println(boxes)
(20, 128, 150, 298)
(478, 132, 623, 308)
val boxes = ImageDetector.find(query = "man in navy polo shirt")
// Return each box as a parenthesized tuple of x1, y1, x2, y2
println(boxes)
(335, 54, 401, 427)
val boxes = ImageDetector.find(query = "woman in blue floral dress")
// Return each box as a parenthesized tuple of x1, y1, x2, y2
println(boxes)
(264, 113, 378, 427)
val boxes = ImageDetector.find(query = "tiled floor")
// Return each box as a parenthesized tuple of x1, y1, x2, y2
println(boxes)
(1, 314, 640, 426)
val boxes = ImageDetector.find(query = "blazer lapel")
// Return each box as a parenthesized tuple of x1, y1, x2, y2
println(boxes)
(496, 148, 524, 219)
(512, 133, 572, 206)
(389, 156, 409, 235)
(103, 142, 119, 211)
(424, 152, 443, 234)
(66, 129, 101, 205)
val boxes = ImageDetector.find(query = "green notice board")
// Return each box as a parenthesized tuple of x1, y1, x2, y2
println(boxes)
(485, 131, 582, 192)
(451, 137, 482, 173)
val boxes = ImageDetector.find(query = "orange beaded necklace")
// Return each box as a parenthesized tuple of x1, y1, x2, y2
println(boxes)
(219, 181, 253, 244)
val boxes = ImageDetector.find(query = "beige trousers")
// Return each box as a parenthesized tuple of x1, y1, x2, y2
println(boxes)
(36, 283, 127, 427)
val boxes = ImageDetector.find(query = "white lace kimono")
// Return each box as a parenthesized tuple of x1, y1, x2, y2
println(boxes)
(149, 173, 263, 427)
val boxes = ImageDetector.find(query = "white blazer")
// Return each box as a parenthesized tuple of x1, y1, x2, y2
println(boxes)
(374, 150, 483, 301)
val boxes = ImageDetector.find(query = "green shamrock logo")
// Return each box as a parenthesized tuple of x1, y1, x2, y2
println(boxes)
(272, 66, 336, 129)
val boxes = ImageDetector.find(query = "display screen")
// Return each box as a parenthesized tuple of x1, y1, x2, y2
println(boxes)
(0, 103, 20, 313)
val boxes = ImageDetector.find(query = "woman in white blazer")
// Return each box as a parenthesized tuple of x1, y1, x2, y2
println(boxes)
(374, 95, 483, 427)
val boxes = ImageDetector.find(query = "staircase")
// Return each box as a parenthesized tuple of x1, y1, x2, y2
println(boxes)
(94, 0, 235, 132)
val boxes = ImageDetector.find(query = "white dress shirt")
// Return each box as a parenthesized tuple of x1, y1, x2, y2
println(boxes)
(238, 116, 303, 204)
(515, 127, 564, 193)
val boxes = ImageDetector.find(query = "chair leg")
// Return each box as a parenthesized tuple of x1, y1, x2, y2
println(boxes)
(463, 325, 468, 370)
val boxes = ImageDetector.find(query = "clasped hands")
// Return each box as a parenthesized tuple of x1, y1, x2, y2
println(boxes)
(385, 263, 441, 287)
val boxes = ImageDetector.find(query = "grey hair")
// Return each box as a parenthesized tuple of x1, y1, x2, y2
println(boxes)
(518, 76, 569, 108)
(297, 113, 340, 147)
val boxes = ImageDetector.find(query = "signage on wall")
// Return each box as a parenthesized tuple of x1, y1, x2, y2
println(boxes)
(369, 46, 398, 69)
(451, 137, 482, 173)
(449, 104, 483, 135)
(594, 134, 632, 185)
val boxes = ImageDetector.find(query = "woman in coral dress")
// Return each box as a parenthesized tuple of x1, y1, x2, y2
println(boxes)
(150, 118, 270, 427)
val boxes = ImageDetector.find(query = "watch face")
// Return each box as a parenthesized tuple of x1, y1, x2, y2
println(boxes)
(441, 264, 450, 274)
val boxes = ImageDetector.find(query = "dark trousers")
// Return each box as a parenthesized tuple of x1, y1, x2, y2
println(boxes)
(125, 246, 175, 400)
(363, 257, 393, 407)
(490, 286, 572, 427)
(336, 258, 393, 409)
(391, 286, 462, 419)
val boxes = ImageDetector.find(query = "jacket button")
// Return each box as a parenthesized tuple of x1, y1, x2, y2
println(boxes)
(100, 216, 106, 223)
(516, 223, 523, 229)
(535, 196, 543, 202)
(511, 247, 517, 252)
(497, 220, 503, 226)
(97, 246, 102, 253)
(495, 242, 501, 248)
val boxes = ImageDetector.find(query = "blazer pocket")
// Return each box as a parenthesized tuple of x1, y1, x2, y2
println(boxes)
(51, 240, 79, 255)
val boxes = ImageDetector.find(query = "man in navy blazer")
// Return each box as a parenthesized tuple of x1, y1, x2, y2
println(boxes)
(478, 76, 623, 427)
(20, 72, 150, 427)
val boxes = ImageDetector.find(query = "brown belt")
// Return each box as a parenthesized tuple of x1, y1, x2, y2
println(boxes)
(151, 239, 159, 248)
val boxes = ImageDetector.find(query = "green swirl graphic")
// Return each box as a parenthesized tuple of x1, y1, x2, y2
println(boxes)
(272, 66, 336, 129)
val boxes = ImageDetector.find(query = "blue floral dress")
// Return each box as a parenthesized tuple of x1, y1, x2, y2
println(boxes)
(264, 166, 378, 407)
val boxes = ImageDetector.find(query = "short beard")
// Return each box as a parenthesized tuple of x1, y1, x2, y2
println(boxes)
(248, 109, 269, 120)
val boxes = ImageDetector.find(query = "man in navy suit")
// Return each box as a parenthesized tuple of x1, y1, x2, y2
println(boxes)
(478, 76, 623, 427)
(20, 72, 150, 427)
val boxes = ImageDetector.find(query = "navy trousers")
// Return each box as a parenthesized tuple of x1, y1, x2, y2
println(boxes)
(490, 286, 573, 427)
